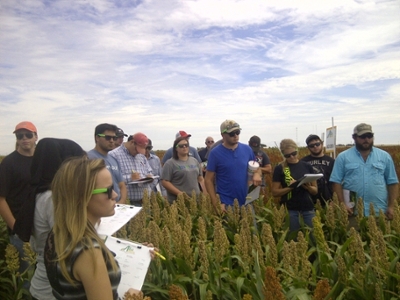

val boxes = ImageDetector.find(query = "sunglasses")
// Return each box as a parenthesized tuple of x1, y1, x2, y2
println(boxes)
(97, 134, 118, 141)
(92, 185, 114, 199)
(146, 146, 153, 150)
(283, 151, 298, 158)
(16, 132, 34, 140)
(227, 130, 241, 137)
(308, 142, 321, 148)
(176, 143, 189, 148)
(206, 140, 215, 144)
(358, 133, 374, 139)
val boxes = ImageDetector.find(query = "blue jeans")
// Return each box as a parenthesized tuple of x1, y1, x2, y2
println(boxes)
(288, 210, 315, 233)
(9, 234, 31, 290)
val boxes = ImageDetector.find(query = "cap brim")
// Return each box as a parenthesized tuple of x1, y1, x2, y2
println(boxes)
(357, 130, 373, 136)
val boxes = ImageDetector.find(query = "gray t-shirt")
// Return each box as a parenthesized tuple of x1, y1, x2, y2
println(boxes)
(30, 190, 55, 299)
(161, 157, 202, 202)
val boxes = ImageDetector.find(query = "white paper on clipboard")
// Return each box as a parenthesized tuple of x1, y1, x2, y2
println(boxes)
(245, 186, 261, 205)
(105, 237, 151, 295)
(127, 176, 159, 185)
(296, 173, 323, 188)
(96, 204, 142, 236)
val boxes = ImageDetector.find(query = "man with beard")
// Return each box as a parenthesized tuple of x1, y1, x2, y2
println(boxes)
(88, 123, 127, 203)
(330, 123, 398, 220)
(301, 134, 335, 206)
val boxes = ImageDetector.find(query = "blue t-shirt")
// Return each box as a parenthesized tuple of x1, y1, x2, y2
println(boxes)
(330, 146, 398, 215)
(207, 143, 255, 205)
(87, 149, 123, 202)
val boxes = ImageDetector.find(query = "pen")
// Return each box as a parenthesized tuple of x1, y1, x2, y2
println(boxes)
(153, 251, 166, 260)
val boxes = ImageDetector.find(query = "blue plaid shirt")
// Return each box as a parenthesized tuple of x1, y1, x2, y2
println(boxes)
(109, 144, 153, 202)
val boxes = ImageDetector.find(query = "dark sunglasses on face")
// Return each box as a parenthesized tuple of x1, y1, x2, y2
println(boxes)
(146, 146, 153, 150)
(16, 132, 34, 140)
(92, 185, 114, 199)
(97, 134, 118, 141)
(283, 151, 298, 158)
(358, 133, 374, 139)
(176, 143, 189, 149)
(308, 142, 321, 148)
(227, 130, 241, 137)
(206, 140, 214, 144)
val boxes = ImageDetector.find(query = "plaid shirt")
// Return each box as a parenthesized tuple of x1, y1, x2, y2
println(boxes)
(109, 144, 153, 202)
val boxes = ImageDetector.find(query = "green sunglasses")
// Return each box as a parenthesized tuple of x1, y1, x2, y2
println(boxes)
(92, 185, 113, 199)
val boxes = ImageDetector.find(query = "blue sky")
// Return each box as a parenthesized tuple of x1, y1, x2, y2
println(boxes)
(1, 0, 399, 155)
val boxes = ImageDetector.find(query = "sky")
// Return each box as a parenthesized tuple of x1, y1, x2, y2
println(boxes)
(1, 0, 400, 155)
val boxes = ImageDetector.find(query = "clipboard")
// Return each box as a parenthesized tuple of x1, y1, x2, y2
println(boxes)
(291, 173, 323, 188)
(127, 176, 159, 185)
(105, 237, 152, 295)
(96, 204, 142, 236)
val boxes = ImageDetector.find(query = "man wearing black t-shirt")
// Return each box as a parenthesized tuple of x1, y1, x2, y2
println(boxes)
(301, 134, 335, 205)
(0, 121, 38, 283)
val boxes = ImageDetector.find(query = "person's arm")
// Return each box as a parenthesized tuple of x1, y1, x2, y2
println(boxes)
(271, 182, 294, 197)
(0, 197, 15, 230)
(260, 164, 272, 174)
(161, 180, 182, 196)
(205, 170, 221, 211)
(301, 181, 318, 195)
(73, 248, 115, 300)
(386, 183, 399, 220)
(118, 182, 127, 204)
(252, 168, 262, 186)
(198, 176, 207, 195)
(332, 182, 353, 215)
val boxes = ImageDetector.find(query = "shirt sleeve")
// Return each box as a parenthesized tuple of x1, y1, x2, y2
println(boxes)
(161, 160, 173, 181)
(329, 154, 344, 184)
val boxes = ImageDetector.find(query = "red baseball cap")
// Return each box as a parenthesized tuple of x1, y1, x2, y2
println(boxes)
(175, 131, 191, 139)
(132, 132, 149, 147)
(13, 121, 37, 133)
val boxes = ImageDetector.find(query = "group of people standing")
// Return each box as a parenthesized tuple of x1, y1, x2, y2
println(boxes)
(0, 119, 398, 299)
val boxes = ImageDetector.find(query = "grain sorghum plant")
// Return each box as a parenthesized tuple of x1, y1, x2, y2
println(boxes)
(197, 216, 207, 241)
(213, 220, 230, 265)
(198, 240, 209, 280)
(242, 294, 253, 300)
(168, 284, 189, 300)
(312, 210, 329, 253)
(145, 220, 162, 247)
(161, 226, 172, 259)
(5, 244, 20, 274)
(180, 230, 194, 269)
(183, 217, 192, 240)
(325, 202, 336, 230)
(356, 197, 364, 224)
(263, 266, 285, 300)
(261, 223, 278, 268)
(150, 192, 161, 225)
(313, 279, 331, 300)
(348, 228, 366, 285)
(336, 254, 348, 284)
(251, 235, 265, 270)
(297, 232, 311, 282)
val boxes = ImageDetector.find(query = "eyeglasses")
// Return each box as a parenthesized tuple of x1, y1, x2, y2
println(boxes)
(176, 143, 189, 148)
(16, 132, 34, 140)
(358, 133, 374, 139)
(222, 123, 240, 133)
(206, 140, 214, 144)
(283, 151, 298, 158)
(308, 142, 321, 148)
(92, 185, 113, 199)
(227, 130, 241, 137)
(97, 134, 118, 141)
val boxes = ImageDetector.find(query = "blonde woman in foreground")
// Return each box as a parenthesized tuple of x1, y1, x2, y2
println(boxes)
(44, 157, 142, 299)
(271, 139, 318, 237)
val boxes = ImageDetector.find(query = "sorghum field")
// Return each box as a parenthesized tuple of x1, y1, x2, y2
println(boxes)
(1, 145, 400, 300)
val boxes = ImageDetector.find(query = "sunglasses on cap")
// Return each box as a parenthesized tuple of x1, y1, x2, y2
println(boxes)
(16, 132, 34, 140)
(92, 185, 114, 199)
(308, 142, 321, 148)
(358, 133, 374, 139)
(226, 130, 241, 137)
(176, 143, 189, 148)
(97, 134, 118, 141)
(283, 151, 298, 158)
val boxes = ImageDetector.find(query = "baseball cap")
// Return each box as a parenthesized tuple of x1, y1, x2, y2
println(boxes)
(220, 120, 241, 133)
(116, 128, 128, 137)
(176, 131, 191, 139)
(249, 136, 261, 151)
(353, 123, 373, 136)
(131, 132, 149, 147)
(13, 121, 37, 133)
(305, 134, 321, 145)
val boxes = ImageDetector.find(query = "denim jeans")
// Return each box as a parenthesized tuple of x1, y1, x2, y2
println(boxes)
(9, 234, 31, 290)
(288, 210, 315, 233)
